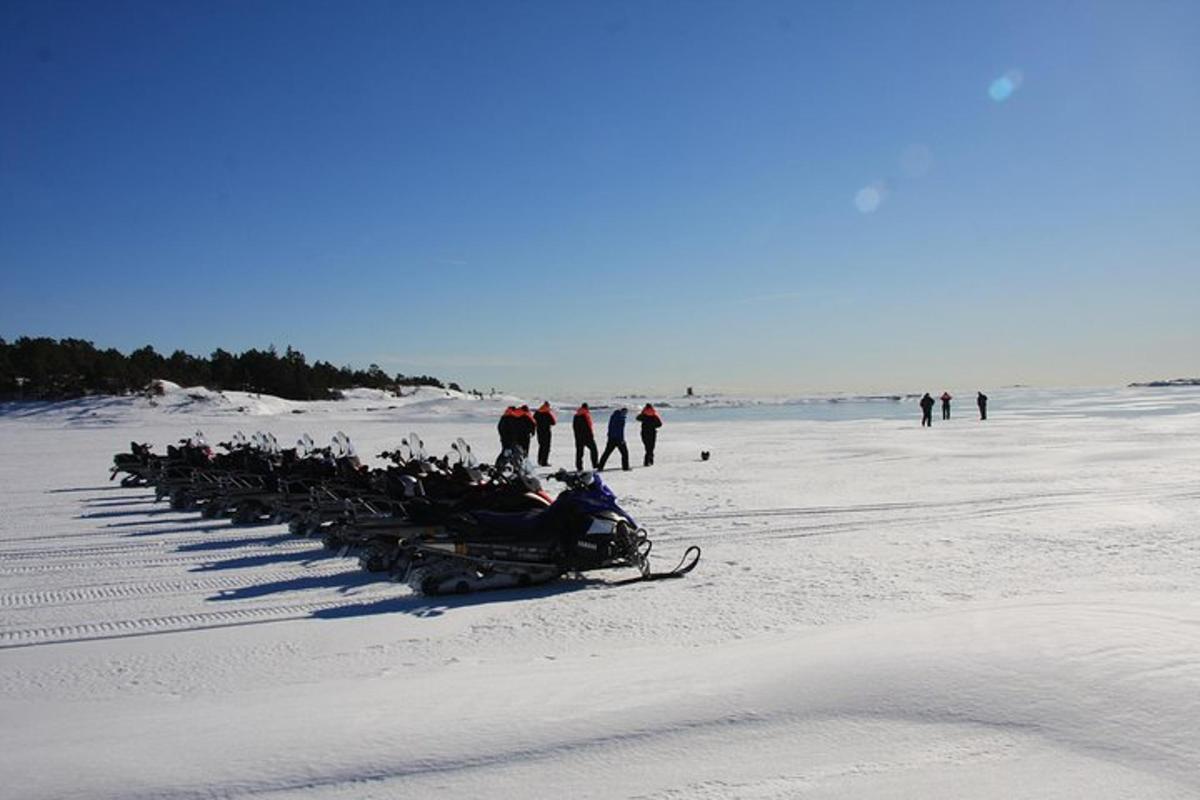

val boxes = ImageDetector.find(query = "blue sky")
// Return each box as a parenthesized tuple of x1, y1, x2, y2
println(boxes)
(2, 0, 1197, 395)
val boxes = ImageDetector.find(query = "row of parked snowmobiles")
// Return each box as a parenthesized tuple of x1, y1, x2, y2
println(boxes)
(110, 431, 700, 595)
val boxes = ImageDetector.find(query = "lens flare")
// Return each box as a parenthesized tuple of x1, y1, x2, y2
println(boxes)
(854, 184, 884, 214)
(989, 69, 1024, 102)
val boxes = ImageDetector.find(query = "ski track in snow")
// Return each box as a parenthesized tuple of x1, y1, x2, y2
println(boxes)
(1, 385, 1199, 799)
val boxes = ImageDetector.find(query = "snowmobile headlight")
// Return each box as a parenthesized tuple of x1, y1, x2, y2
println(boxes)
(585, 518, 618, 536)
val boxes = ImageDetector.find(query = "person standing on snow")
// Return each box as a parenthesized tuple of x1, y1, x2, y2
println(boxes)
(597, 407, 631, 471)
(513, 405, 536, 458)
(636, 403, 663, 467)
(940, 391, 952, 420)
(919, 393, 935, 427)
(977, 391, 988, 421)
(496, 406, 518, 464)
(573, 403, 599, 471)
(533, 402, 556, 466)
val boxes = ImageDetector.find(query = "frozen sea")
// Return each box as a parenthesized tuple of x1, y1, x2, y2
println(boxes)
(1, 384, 1198, 799)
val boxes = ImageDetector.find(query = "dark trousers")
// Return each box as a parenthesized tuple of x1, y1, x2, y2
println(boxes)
(979, 404, 987, 421)
(597, 438, 629, 471)
(642, 431, 657, 466)
(921, 410, 933, 427)
(575, 438, 598, 471)
(536, 433, 551, 466)
(942, 403, 950, 420)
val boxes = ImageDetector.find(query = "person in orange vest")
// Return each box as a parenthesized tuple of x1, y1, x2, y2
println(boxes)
(533, 402, 557, 466)
(496, 406, 522, 464)
(636, 403, 663, 467)
(572, 403, 598, 471)
(940, 391, 952, 420)
(513, 404, 536, 457)
(497, 406, 517, 453)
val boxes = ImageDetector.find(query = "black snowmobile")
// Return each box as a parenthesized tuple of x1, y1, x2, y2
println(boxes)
(345, 439, 553, 573)
(110, 441, 159, 487)
(402, 470, 700, 595)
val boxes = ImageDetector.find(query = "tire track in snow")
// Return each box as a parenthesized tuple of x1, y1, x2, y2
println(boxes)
(0, 548, 329, 576)
(0, 589, 403, 649)
(0, 566, 353, 609)
(652, 483, 1197, 525)
(0, 534, 312, 562)
(653, 486, 1200, 545)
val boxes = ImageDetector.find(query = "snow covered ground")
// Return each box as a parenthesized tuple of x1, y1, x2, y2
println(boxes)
(1, 386, 1198, 798)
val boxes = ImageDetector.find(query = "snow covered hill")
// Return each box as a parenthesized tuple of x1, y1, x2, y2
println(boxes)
(0, 386, 1198, 798)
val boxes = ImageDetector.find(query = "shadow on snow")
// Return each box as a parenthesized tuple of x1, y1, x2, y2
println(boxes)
(312, 579, 603, 620)
(208, 569, 380, 601)
(177, 533, 297, 552)
(190, 548, 332, 572)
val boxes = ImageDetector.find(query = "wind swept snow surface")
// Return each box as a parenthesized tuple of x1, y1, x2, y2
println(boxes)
(1, 387, 1198, 798)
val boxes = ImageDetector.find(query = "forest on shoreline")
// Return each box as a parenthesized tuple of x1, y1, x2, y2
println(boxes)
(0, 337, 460, 401)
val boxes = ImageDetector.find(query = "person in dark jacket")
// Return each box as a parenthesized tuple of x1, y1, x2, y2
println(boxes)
(919, 393, 935, 427)
(513, 404, 536, 457)
(497, 407, 517, 451)
(496, 406, 520, 464)
(572, 403, 598, 471)
(533, 402, 556, 466)
(940, 391, 952, 420)
(597, 407, 630, 471)
(977, 391, 988, 421)
(636, 403, 663, 467)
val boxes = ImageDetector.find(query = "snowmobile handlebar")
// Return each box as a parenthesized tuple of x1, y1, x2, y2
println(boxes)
(549, 469, 595, 489)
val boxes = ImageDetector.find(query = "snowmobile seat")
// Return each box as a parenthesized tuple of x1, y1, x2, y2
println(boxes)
(462, 509, 546, 539)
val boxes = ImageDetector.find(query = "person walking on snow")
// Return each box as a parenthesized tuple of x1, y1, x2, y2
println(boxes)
(533, 402, 556, 466)
(597, 407, 631, 471)
(920, 393, 935, 427)
(573, 403, 599, 471)
(977, 391, 988, 421)
(636, 404, 663, 467)
(940, 392, 952, 420)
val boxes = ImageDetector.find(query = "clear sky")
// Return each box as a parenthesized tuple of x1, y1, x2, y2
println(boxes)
(2, 0, 1197, 395)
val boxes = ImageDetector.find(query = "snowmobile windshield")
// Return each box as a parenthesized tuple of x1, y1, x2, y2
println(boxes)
(408, 432, 426, 461)
(516, 457, 543, 493)
(572, 473, 636, 527)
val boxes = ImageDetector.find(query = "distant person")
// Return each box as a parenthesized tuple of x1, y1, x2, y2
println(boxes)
(573, 403, 599, 471)
(597, 407, 631, 471)
(940, 391, 952, 420)
(919, 393, 935, 427)
(636, 403, 663, 467)
(977, 391, 988, 421)
(514, 404, 536, 457)
(533, 402, 556, 466)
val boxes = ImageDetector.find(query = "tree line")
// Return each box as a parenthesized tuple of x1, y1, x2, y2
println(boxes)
(0, 337, 461, 401)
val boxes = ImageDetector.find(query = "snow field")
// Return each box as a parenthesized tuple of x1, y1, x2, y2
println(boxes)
(0, 386, 1198, 798)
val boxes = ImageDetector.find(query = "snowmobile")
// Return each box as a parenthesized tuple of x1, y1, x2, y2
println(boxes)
(152, 432, 216, 509)
(402, 469, 701, 595)
(344, 440, 552, 573)
(275, 432, 383, 538)
(110, 441, 159, 487)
